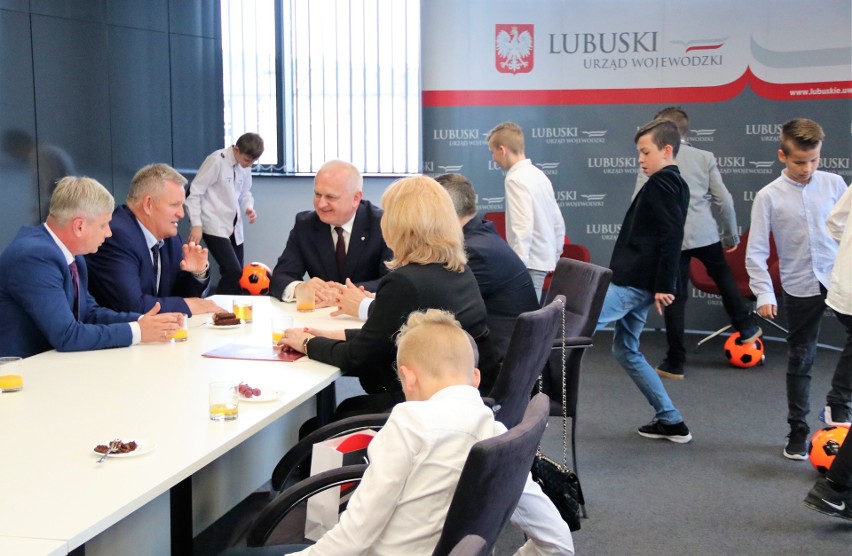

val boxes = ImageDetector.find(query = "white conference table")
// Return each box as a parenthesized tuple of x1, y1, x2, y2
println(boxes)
(0, 296, 361, 556)
(0, 537, 67, 556)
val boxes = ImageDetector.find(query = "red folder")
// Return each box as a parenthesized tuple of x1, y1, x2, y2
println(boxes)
(202, 344, 305, 362)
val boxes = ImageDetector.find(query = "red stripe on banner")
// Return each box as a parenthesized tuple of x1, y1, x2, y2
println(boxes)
(685, 44, 724, 53)
(421, 68, 852, 107)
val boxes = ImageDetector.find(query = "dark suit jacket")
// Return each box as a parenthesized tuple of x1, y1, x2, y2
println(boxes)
(610, 165, 689, 294)
(463, 217, 540, 358)
(269, 200, 392, 298)
(307, 263, 501, 396)
(85, 205, 209, 315)
(0, 225, 140, 358)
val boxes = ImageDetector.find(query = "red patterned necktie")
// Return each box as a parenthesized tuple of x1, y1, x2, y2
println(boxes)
(69, 261, 81, 320)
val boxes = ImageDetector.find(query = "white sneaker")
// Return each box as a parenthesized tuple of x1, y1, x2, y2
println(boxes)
(820, 405, 852, 428)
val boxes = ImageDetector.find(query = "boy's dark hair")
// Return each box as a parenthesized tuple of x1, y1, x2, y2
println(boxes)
(780, 118, 825, 155)
(235, 132, 265, 159)
(654, 106, 689, 137)
(435, 173, 477, 218)
(634, 119, 681, 157)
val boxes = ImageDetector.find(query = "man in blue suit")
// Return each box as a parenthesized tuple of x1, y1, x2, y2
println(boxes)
(86, 163, 222, 316)
(436, 173, 540, 358)
(269, 160, 392, 304)
(0, 176, 181, 358)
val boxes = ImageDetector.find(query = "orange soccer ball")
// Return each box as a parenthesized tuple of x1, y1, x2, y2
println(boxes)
(239, 262, 272, 296)
(723, 332, 765, 368)
(808, 426, 848, 474)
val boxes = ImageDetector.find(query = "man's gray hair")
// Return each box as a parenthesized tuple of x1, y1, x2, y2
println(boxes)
(434, 173, 477, 218)
(49, 176, 114, 224)
(127, 163, 187, 205)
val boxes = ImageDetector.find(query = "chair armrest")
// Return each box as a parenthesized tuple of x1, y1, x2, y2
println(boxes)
(550, 336, 593, 350)
(270, 413, 389, 492)
(247, 464, 370, 547)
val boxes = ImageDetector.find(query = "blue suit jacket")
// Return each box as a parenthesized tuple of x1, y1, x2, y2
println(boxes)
(0, 225, 140, 358)
(269, 200, 393, 299)
(463, 217, 540, 359)
(85, 205, 209, 315)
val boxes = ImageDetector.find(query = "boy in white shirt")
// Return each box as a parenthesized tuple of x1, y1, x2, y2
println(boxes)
(224, 309, 573, 556)
(745, 118, 848, 460)
(487, 122, 566, 302)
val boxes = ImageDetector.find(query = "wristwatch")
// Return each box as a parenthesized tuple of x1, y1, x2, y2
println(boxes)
(302, 336, 312, 355)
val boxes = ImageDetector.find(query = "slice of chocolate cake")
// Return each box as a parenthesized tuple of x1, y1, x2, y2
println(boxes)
(213, 312, 241, 326)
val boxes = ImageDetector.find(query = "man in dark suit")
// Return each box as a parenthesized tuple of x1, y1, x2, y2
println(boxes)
(436, 173, 540, 358)
(0, 176, 181, 358)
(269, 160, 392, 304)
(86, 163, 222, 316)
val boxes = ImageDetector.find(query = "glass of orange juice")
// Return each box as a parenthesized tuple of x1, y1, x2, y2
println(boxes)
(168, 314, 189, 342)
(296, 283, 315, 312)
(233, 300, 254, 322)
(271, 315, 294, 345)
(209, 381, 239, 421)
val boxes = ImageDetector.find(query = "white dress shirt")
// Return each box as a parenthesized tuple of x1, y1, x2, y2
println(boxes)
(294, 385, 573, 556)
(504, 159, 565, 272)
(746, 170, 847, 308)
(826, 184, 852, 315)
(186, 146, 254, 245)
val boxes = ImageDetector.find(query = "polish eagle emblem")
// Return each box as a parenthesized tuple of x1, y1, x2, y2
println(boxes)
(495, 24, 534, 74)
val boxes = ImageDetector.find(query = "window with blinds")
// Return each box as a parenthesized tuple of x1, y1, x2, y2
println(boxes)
(222, 0, 421, 175)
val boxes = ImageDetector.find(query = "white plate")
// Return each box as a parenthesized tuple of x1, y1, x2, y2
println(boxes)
(92, 439, 154, 458)
(239, 389, 283, 403)
(205, 320, 242, 330)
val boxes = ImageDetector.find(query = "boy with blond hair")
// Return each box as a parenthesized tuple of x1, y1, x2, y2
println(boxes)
(746, 118, 849, 460)
(235, 309, 573, 556)
(487, 122, 565, 302)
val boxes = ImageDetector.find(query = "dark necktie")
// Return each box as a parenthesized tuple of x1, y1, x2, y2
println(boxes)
(151, 244, 161, 295)
(69, 261, 81, 320)
(334, 226, 346, 279)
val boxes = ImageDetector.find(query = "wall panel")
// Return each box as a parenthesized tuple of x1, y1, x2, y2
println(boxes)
(31, 14, 111, 212)
(108, 25, 173, 201)
(170, 34, 224, 173)
(0, 9, 38, 249)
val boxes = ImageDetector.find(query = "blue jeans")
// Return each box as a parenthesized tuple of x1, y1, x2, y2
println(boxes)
(597, 284, 683, 424)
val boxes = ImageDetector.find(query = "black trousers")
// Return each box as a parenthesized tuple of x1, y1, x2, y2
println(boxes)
(827, 310, 852, 412)
(664, 241, 753, 366)
(827, 411, 852, 487)
(782, 288, 827, 427)
(202, 232, 244, 295)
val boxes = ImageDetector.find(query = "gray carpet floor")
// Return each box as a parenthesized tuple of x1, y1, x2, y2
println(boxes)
(197, 329, 852, 555)
(494, 329, 852, 555)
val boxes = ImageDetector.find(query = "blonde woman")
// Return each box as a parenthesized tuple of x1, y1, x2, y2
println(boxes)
(278, 175, 500, 414)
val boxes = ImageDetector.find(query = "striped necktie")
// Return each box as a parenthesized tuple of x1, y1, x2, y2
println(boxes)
(151, 244, 161, 295)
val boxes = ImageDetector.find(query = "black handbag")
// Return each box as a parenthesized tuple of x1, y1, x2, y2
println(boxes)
(531, 451, 583, 532)
(532, 297, 584, 532)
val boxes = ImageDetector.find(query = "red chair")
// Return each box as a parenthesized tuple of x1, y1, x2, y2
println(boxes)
(483, 211, 506, 239)
(689, 229, 787, 350)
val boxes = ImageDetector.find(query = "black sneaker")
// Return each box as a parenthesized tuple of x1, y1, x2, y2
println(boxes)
(783, 424, 809, 460)
(736, 325, 763, 345)
(655, 361, 684, 380)
(637, 419, 692, 443)
(804, 477, 852, 521)
(819, 404, 852, 428)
